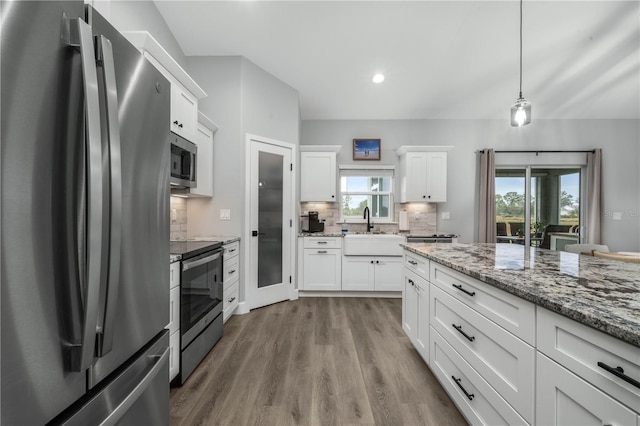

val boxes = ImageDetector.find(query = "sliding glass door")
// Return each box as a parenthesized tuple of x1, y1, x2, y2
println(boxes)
(496, 167, 581, 249)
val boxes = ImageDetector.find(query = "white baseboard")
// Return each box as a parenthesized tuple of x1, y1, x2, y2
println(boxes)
(299, 290, 401, 298)
(235, 301, 250, 315)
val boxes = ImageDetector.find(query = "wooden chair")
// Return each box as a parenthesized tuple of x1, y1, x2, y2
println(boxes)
(564, 244, 609, 254)
(592, 251, 640, 263)
(496, 222, 508, 237)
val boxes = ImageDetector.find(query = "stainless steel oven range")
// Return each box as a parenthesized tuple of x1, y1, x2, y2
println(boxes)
(170, 240, 224, 384)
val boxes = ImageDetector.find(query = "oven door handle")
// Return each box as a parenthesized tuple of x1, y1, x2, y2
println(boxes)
(183, 252, 221, 271)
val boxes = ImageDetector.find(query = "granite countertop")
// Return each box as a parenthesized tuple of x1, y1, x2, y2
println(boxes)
(402, 242, 640, 347)
(179, 236, 240, 244)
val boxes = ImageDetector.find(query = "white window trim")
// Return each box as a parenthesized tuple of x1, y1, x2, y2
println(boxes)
(339, 166, 395, 223)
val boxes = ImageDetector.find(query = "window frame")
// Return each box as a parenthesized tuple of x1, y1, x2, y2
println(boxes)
(338, 167, 395, 223)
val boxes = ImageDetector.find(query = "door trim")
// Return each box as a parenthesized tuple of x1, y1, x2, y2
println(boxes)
(243, 134, 298, 311)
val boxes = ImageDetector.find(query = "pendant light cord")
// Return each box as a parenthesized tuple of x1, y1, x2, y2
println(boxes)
(519, 0, 523, 98)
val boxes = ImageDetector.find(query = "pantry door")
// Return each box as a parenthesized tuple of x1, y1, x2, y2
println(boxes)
(248, 135, 295, 309)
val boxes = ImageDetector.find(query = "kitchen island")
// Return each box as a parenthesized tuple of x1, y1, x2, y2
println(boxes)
(401, 242, 640, 426)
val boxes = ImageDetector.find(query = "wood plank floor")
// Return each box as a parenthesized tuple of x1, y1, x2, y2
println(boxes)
(170, 297, 468, 426)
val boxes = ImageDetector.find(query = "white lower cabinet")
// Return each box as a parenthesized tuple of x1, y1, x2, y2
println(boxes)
(169, 330, 180, 382)
(430, 330, 529, 425)
(402, 249, 640, 426)
(402, 269, 429, 364)
(223, 240, 240, 322)
(302, 248, 342, 291)
(342, 255, 403, 291)
(536, 352, 638, 426)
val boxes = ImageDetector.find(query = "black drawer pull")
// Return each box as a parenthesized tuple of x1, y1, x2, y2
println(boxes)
(597, 362, 640, 389)
(452, 376, 474, 400)
(408, 260, 418, 265)
(452, 283, 476, 297)
(408, 279, 415, 286)
(228, 248, 236, 253)
(453, 324, 475, 342)
(229, 269, 236, 275)
(228, 297, 236, 303)
(317, 241, 328, 244)
(317, 250, 327, 254)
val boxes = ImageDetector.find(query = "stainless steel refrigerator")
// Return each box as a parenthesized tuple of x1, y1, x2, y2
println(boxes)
(1, 2, 171, 424)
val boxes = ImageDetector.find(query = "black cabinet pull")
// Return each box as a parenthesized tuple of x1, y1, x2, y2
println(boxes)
(597, 362, 640, 389)
(408, 279, 414, 286)
(173, 120, 179, 125)
(317, 241, 328, 244)
(453, 324, 475, 342)
(229, 269, 236, 275)
(228, 297, 236, 303)
(422, 195, 426, 198)
(178, 123, 183, 128)
(376, 260, 380, 264)
(408, 260, 418, 265)
(427, 195, 431, 199)
(317, 250, 327, 254)
(452, 283, 476, 297)
(452, 376, 474, 400)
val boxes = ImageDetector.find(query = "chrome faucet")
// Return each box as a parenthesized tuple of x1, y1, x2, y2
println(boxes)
(363, 206, 374, 232)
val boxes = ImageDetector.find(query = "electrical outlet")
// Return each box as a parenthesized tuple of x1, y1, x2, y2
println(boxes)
(414, 212, 421, 220)
(612, 211, 623, 221)
(220, 209, 231, 220)
(442, 211, 451, 220)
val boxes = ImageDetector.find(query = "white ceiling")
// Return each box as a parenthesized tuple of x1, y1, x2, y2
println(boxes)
(154, 1, 640, 120)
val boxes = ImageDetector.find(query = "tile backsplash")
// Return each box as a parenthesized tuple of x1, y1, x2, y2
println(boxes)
(170, 196, 188, 240)
(300, 202, 437, 235)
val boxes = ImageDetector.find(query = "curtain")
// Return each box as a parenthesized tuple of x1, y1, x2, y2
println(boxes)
(478, 149, 496, 243)
(586, 149, 602, 244)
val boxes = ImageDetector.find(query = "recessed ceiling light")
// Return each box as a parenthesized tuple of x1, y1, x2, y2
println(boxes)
(372, 73, 385, 84)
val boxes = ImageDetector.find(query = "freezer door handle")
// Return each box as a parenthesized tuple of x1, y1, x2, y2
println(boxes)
(100, 347, 169, 426)
(96, 34, 123, 357)
(67, 17, 104, 372)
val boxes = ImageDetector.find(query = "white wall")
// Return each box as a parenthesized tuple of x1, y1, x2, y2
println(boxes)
(301, 119, 640, 251)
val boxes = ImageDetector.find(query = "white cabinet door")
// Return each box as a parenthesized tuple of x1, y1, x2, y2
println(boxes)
(402, 272, 418, 342)
(300, 152, 336, 202)
(303, 249, 341, 290)
(170, 80, 198, 142)
(167, 286, 180, 334)
(400, 152, 428, 202)
(374, 256, 403, 291)
(342, 256, 374, 291)
(425, 152, 447, 202)
(537, 352, 638, 426)
(188, 121, 213, 197)
(169, 331, 180, 381)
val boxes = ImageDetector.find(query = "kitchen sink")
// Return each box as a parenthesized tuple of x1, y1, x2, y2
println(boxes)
(343, 234, 406, 256)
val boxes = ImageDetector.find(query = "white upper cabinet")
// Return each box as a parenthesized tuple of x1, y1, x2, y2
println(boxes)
(188, 113, 218, 198)
(123, 31, 206, 144)
(396, 146, 451, 203)
(300, 146, 340, 202)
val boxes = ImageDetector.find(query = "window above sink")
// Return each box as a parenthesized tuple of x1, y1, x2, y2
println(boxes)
(339, 167, 395, 223)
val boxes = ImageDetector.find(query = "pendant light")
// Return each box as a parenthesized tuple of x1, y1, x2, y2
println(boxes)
(511, 0, 531, 127)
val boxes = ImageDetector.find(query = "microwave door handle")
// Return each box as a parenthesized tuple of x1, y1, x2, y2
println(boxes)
(190, 151, 197, 182)
(67, 18, 104, 372)
(96, 35, 122, 357)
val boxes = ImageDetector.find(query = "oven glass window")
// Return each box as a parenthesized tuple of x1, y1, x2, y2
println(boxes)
(181, 252, 222, 332)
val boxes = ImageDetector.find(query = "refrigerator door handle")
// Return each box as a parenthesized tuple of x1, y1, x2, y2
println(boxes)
(67, 18, 104, 372)
(100, 347, 170, 426)
(95, 34, 122, 357)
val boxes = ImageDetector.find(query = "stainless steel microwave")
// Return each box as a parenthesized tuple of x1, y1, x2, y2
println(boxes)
(170, 132, 197, 188)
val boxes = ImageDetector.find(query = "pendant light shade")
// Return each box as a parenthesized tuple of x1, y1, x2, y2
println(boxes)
(511, 0, 531, 127)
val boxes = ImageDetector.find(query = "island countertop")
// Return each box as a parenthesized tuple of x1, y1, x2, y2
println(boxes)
(402, 242, 640, 347)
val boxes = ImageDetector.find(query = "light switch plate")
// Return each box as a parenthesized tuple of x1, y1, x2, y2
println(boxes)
(220, 209, 231, 220)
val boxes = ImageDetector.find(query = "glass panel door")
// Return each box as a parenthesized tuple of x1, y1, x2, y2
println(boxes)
(258, 151, 283, 288)
(495, 169, 527, 243)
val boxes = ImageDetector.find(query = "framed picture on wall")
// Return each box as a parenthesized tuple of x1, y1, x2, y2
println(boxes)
(353, 139, 381, 161)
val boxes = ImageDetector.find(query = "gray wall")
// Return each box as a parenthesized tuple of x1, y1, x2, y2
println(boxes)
(301, 119, 640, 251)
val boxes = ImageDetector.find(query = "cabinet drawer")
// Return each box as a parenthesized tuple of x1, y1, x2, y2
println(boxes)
(430, 329, 529, 426)
(536, 352, 638, 426)
(170, 261, 180, 289)
(431, 262, 535, 345)
(224, 254, 239, 284)
(169, 330, 180, 382)
(537, 307, 640, 413)
(224, 241, 240, 260)
(224, 281, 239, 323)
(404, 251, 429, 280)
(431, 285, 534, 423)
(303, 237, 341, 249)
(167, 286, 180, 335)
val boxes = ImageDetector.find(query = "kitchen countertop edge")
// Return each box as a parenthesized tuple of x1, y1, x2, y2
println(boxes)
(402, 242, 640, 348)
